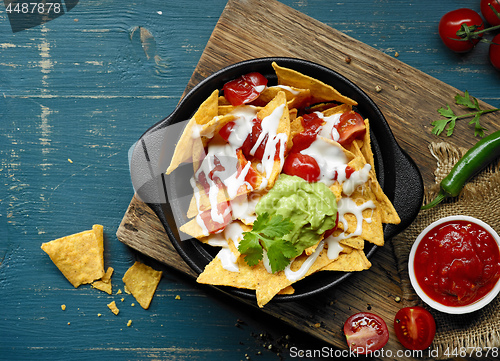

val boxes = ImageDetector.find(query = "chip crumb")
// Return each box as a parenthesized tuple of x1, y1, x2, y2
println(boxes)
(375, 85, 382, 93)
(97, 313, 102, 317)
(107, 301, 120, 315)
(394, 51, 399, 57)
(394, 296, 401, 303)
(61, 304, 66, 311)
(67, 322, 71, 325)
(92, 267, 113, 295)
(67, 158, 73, 163)
(117, 289, 122, 295)
(175, 295, 181, 300)
(313, 322, 321, 328)
(131, 303, 135, 307)
(121, 297, 125, 302)
(394, 85, 399, 91)
(127, 320, 132, 327)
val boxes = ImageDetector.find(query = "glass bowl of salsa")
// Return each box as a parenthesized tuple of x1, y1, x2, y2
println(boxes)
(409, 215, 500, 314)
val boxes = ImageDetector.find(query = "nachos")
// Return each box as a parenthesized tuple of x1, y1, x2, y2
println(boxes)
(166, 62, 400, 307)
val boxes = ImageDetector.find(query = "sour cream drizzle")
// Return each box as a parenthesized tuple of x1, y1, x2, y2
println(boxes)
(251, 104, 287, 189)
(284, 240, 325, 282)
(207, 222, 246, 272)
(300, 136, 348, 186)
(327, 198, 376, 249)
(342, 163, 371, 196)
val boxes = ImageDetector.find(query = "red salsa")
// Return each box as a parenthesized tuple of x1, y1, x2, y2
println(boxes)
(414, 220, 500, 307)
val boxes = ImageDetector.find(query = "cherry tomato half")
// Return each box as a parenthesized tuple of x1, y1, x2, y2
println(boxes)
(394, 306, 436, 351)
(282, 152, 320, 182)
(335, 111, 366, 146)
(222, 72, 268, 106)
(490, 34, 500, 70)
(438, 8, 484, 53)
(343, 312, 389, 355)
(481, 0, 500, 26)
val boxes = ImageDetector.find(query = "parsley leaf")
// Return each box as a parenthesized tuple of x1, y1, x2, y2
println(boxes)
(238, 212, 295, 273)
(455, 90, 479, 110)
(432, 105, 457, 136)
(432, 91, 499, 137)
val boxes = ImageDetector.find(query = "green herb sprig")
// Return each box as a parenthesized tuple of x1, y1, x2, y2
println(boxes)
(238, 212, 295, 274)
(432, 91, 500, 137)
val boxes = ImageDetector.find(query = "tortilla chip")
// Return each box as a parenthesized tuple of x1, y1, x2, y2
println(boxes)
(122, 261, 162, 309)
(360, 118, 375, 170)
(166, 90, 219, 174)
(349, 138, 400, 225)
(340, 236, 365, 250)
(252, 85, 311, 110)
(197, 256, 259, 290)
(320, 249, 371, 272)
(272, 62, 357, 106)
(255, 245, 333, 307)
(41, 225, 105, 288)
(278, 286, 295, 295)
(322, 103, 352, 117)
(339, 184, 385, 246)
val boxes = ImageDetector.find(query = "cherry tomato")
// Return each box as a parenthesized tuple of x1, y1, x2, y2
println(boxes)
(222, 72, 268, 106)
(335, 111, 366, 146)
(481, 0, 500, 26)
(438, 8, 485, 53)
(394, 306, 436, 351)
(490, 34, 500, 70)
(343, 312, 389, 355)
(282, 152, 320, 182)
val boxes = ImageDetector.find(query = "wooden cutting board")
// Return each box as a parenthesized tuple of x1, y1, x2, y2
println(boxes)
(116, 0, 499, 357)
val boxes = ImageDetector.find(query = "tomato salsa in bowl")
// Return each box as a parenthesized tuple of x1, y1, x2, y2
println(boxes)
(409, 215, 500, 314)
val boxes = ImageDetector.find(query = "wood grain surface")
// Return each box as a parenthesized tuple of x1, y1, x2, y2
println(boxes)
(116, 0, 498, 359)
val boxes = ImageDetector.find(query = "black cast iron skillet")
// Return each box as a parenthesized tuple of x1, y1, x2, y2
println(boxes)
(129, 57, 424, 302)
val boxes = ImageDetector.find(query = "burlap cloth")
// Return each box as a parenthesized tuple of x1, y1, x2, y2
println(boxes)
(392, 142, 500, 359)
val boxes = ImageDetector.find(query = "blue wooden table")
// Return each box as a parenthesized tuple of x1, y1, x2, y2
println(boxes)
(1, 1, 499, 360)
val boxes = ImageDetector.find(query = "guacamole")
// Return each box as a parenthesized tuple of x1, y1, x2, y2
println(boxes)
(255, 174, 337, 256)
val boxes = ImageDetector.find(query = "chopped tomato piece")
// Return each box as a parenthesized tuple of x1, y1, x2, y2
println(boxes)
(219, 121, 235, 142)
(199, 201, 232, 234)
(335, 111, 366, 146)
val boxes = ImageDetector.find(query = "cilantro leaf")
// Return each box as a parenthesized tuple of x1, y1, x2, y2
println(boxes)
(238, 232, 263, 267)
(238, 212, 295, 273)
(266, 239, 297, 274)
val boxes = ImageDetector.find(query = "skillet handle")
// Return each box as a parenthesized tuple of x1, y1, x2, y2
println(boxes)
(383, 147, 424, 240)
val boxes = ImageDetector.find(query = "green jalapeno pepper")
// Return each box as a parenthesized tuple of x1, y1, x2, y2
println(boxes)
(421, 129, 500, 210)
